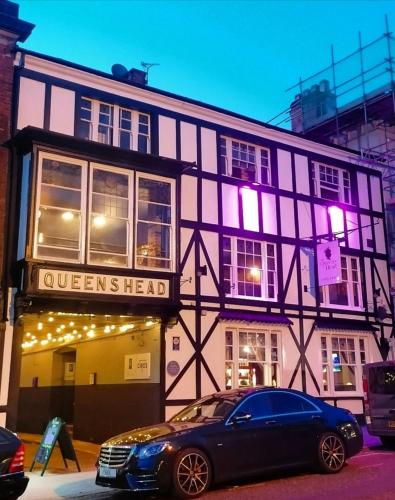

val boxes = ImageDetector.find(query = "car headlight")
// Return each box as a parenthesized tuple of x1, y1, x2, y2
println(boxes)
(137, 442, 171, 459)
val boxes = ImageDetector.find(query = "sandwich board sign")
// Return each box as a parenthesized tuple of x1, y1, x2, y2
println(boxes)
(30, 417, 80, 476)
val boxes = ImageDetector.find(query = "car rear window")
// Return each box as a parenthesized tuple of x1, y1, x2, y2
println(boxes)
(369, 367, 395, 395)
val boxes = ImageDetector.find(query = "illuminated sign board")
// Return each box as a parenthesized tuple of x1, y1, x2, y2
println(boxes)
(38, 269, 169, 298)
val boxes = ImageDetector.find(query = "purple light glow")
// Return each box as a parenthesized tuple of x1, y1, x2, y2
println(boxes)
(241, 186, 259, 232)
(328, 205, 344, 237)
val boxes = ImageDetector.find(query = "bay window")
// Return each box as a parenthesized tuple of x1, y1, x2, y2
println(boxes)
(320, 255, 362, 309)
(136, 175, 173, 270)
(36, 154, 86, 262)
(220, 136, 271, 185)
(223, 236, 277, 300)
(225, 328, 280, 389)
(321, 335, 367, 392)
(78, 98, 150, 153)
(312, 162, 351, 203)
(34, 152, 174, 271)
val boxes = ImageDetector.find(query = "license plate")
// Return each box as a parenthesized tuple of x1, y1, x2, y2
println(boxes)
(388, 420, 395, 429)
(99, 466, 117, 478)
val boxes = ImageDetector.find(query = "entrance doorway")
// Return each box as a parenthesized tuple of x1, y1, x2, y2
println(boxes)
(18, 312, 162, 442)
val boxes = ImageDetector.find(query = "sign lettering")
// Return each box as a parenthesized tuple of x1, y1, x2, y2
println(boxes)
(38, 269, 169, 298)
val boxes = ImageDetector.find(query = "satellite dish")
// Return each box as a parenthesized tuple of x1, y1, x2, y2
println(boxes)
(111, 63, 128, 79)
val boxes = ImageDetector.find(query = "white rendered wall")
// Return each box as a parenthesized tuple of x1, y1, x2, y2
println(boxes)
(262, 192, 277, 234)
(181, 176, 197, 221)
(201, 128, 217, 174)
(346, 211, 360, 249)
(280, 197, 295, 237)
(370, 176, 382, 212)
(202, 179, 218, 224)
(17, 77, 45, 130)
(222, 184, 239, 228)
(298, 201, 312, 239)
(50, 86, 75, 135)
(180, 122, 197, 163)
(357, 173, 369, 209)
(158, 115, 176, 158)
(295, 154, 310, 195)
(277, 149, 293, 191)
(200, 231, 219, 297)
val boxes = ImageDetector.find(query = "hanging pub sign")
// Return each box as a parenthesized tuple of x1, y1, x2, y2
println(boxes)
(317, 239, 341, 286)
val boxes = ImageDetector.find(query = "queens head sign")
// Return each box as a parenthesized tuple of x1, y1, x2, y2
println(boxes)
(38, 269, 169, 298)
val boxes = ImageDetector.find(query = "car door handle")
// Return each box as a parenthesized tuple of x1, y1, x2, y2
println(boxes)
(265, 420, 277, 425)
(311, 415, 322, 421)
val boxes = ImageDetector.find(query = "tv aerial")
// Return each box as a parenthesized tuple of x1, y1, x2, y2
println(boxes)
(141, 61, 160, 79)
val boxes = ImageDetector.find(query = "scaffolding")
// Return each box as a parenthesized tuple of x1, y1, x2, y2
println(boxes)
(269, 17, 395, 266)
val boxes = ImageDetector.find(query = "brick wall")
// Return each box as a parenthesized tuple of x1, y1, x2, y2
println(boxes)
(0, 34, 15, 281)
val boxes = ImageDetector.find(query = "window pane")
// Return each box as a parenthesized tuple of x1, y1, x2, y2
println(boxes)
(136, 222, 171, 269)
(42, 159, 81, 189)
(37, 208, 80, 259)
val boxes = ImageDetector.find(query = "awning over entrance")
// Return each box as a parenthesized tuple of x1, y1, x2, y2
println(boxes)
(217, 311, 292, 325)
(314, 317, 378, 332)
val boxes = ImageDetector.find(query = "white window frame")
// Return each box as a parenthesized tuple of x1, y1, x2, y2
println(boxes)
(134, 172, 176, 272)
(88, 162, 134, 268)
(33, 152, 174, 272)
(225, 326, 282, 389)
(321, 333, 368, 395)
(80, 98, 150, 153)
(312, 162, 351, 204)
(220, 136, 271, 185)
(223, 236, 277, 301)
(320, 255, 362, 311)
(33, 151, 88, 263)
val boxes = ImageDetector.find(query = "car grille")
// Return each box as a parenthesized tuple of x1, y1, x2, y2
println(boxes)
(98, 445, 134, 467)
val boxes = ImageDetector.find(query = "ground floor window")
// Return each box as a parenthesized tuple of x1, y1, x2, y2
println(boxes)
(321, 334, 367, 392)
(225, 327, 281, 389)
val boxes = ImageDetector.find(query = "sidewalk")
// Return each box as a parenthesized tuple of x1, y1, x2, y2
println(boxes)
(21, 432, 103, 499)
(19, 427, 383, 500)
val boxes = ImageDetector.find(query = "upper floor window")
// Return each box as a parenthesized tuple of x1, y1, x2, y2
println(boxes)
(220, 137, 271, 185)
(223, 236, 277, 300)
(320, 255, 362, 310)
(312, 162, 351, 203)
(78, 98, 150, 154)
(321, 335, 367, 392)
(34, 152, 174, 271)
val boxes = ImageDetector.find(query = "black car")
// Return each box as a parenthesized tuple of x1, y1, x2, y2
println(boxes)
(0, 426, 29, 500)
(96, 387, 363, 499)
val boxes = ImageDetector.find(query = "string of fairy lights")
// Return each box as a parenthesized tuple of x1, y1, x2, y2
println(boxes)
(21, 312, 159, 350)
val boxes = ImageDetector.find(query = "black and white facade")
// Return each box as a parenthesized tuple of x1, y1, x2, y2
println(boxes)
(3, 48, 393, 441)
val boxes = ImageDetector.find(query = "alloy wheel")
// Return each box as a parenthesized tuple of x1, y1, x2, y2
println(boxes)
(174, 449, 211, 498)
(319, 433, 345, 473)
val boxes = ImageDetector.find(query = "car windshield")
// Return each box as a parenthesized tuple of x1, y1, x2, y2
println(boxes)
(169, 395, 238, 423)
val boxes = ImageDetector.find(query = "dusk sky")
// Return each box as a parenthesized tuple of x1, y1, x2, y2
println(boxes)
(17, 0, 394, 127)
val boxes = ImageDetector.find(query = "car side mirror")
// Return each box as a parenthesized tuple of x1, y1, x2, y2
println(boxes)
(230, 412, 252, 425)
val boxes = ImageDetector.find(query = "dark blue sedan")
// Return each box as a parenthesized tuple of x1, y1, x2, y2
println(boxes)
(96, 387, 363, 499)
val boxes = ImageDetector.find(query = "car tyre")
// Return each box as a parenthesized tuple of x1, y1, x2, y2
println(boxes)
(380, 436, 395, 448)
(317, 432, 346, 473)
(172, 447, 212, 499)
